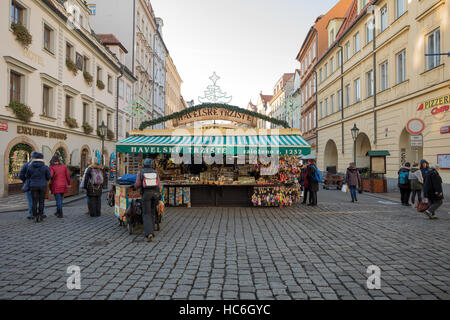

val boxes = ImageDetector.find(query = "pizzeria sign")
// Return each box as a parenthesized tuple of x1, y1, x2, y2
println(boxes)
(417, 94, 450, 115)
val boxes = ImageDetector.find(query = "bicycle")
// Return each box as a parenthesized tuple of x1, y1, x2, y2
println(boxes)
(126, 198, 161, 235)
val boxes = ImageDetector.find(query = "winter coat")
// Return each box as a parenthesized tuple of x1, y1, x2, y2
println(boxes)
(19, 161, 32, 183)
(409, 167, 423, 191)
(50, 164, 71, 195)
(26, 158, 51, 188)
(306, 165, 319, 192)
(397, 166, 411, 190)
(423, 169, 443, 201)
(82, 164, 104, 197)
(300, 168, 309, 189)
(345, 167, 361, 187)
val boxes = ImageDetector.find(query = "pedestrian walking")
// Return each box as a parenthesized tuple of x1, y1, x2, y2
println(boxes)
(134, 158, 161, 242)
(409, 162, 424, 208)
(306, 159, 321, 207)
(300, 164, 310, 204)
(423, 164, 444, 220)
(26, 153, 51, 223)
(19, 151, 43, 220)
(49, 155, 71, 218)
(82, 158, 104, 217)
(345, 163, 361, 203)
(398, 162, 411, 206)
(420, 159, 430, 182)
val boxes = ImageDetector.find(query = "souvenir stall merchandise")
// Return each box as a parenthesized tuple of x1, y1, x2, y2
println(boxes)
(252, 184, 301, 207)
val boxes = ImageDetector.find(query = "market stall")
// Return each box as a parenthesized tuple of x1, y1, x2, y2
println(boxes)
(115, 128, 311, 208)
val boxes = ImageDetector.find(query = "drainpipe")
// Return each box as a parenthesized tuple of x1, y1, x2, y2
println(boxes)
(372, 8, 377, 145)
(338, 44, 344, 154)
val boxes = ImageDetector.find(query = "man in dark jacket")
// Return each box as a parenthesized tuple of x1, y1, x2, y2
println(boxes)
(134, 158, 161, 242)
(398, 162, 411, 206)
(26, 153, 51, 222)
(306, 160, 319, 206)
(19, 151, 44, 220)
(423, 164, 444, 220)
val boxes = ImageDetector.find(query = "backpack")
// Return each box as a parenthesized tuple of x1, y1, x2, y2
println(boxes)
(89, 168, 104, 185)
(141, 171, 159, 188)
(313, 166, 323, 183)
(398, 171, 409, 185)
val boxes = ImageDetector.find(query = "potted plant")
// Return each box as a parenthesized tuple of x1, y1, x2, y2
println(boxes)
(82, 122, 93, 134)
(96, 79, 105, 90)
(11, 23, 32, 48)
(107, 129, 115, 140)
(66, 59, 78, 76)
(7, 101, 34, 122)
(65, 116, 79, 129)
(83, 71, 93, 85)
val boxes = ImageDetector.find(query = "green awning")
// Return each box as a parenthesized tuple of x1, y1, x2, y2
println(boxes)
(366, 150, 390, 157)
(116, 135, 311, 156)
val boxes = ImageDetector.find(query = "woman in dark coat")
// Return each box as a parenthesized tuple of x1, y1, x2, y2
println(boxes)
(50, 155, 71, 218)
(345, 163, 361, 203)
(306, 160, 319, 206)
(423, 164, 444, 220)
(26, 153, 51, 223)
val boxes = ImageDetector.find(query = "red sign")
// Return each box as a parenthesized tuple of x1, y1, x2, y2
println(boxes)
(431, 105, 449, 115)
(406, 119, 425, 135)
(0, 122, 8, 131)
(441, 125, 450, 134)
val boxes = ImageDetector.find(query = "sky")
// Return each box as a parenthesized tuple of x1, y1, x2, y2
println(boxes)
(151, 0, 341, 107)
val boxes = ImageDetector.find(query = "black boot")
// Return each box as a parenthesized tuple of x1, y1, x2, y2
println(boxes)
(56, 208, 63, 218)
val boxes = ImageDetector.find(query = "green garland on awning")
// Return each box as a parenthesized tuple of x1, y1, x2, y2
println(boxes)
(139, 103, 290, 130)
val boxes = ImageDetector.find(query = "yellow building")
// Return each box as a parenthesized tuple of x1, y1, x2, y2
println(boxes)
(165, 55, 186, 128)
(316, 0, 450, 194)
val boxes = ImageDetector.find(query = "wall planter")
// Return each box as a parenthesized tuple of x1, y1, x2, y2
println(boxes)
(66, 59, 78, 76)
(107, 129, 115, 141)
(11, 23, 32, 48)
(7, 101, 34, 122)
(65, 117, 79, 129)
(83, 71, 93, 85)
(96, 80, 105, 90)
(82, 122, 93, 135)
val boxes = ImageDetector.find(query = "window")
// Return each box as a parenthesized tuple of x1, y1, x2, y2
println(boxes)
(320, 101, 323, 118)
(83, 103, 89, 123)
(396, 0, 406, 19)
(312, 44, 316, 59)
(119, 79, 124, 99)
(354, 32, 360, 53)
(65, 95, 72, 118)
(366, 22, 373, 44)
(427, 29, 440, 70)
(338, 90, 343, 110)
(338, 50, 342, 68)
(331, 94, 335, 114)
(76, 52, 83, 70)
(43, 24, 53, 53)
(330, 29, 335, 45)
(330, 57, 335, 73)
(380, 6, 387, 32)
(396, 50, 406, 84)
(11, 1, 24, 25)
(345, 42, 350, 61)
(42, 85, 51, 116)
(309, 50, 312, 65)
(66, 42, 73, 61)
(83, 56, 89, 72)
(319, 68, 323, 82)
(97, 66, 102, 82)
(313, 109, 316, 128)
(308, 113, 311, 132)
(354, 78, 361, 102)
(380, 61, 388, 91)
(345, 84, 350, 107)
(9, 71, 22, 103)
(325, 98, 329, 116)
(107, 113, 112, 130)
(97, 109, 102, 127)
(126, 85, 132, 102)
(366, 70, 374, 97)
(301, 118, 304, 132)
(324, 63, 328, 78)
(107, 75, 113, 93)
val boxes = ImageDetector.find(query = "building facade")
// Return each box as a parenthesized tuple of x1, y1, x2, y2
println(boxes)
(316, 0, 450, 195)
(269, 73, 294, 128)
(165, 54, 186, 129)
(1, 0, 125, 197)
(256, 93, 273, 129)
(152, 18, 167, 129)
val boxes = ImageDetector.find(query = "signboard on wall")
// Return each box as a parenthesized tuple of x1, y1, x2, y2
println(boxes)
(410, 134, 423, 147)
(441, 125, 450, 134)
(87, 4, 96, 15)
(0, 121, 8, 131)
(437, 154, 450, 169)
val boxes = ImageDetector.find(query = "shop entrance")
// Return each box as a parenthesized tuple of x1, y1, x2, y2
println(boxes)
(399, 128, 423, 166)
(80, 148, 89, 174)
(355, 133, 371, 169)
(8, 143, 33, 195)
(324, 139, 338, 173)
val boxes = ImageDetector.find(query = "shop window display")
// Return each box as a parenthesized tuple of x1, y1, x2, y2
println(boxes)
(8, 143, 33, 184)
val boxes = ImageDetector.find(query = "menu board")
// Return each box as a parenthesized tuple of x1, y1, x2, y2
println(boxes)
(371, 157, 386, 174)
(437, 154, 450, 169)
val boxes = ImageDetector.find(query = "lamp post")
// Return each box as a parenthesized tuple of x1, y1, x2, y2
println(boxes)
(99, 121, 107, 167)
(351, 124, 360, 165)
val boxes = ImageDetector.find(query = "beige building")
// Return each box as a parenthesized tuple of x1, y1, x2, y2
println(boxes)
(316, 0, 450, 194)
(0, 0, 126, 197)
(165, 55, 186, 128)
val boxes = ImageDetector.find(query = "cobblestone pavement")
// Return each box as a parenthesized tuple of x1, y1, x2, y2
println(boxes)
(0, 190, 449, 300)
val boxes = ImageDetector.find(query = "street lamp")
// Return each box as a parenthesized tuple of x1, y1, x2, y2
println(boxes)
(98, 121, 107, 167)
(351, 124, 360, 165)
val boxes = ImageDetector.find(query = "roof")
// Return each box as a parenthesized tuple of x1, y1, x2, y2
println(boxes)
(97, 34, 128, 54)
(283, 73, 295, 82)
(260, 93, 273, 104)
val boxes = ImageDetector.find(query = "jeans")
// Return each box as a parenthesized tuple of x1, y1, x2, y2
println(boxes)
(31, 186, 46, 217)
(428, 199, 443, 215)
(411, 190, 422, 205)
(142, 190, 159, 237)
(349, 185, 357, 201)
(55, 193, 63, 210)
(26, 191, 33, 217)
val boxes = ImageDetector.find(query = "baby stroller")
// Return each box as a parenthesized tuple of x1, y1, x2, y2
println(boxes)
(125, 199, 163, 235)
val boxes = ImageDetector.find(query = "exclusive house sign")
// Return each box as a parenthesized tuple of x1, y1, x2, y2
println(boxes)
(17, 125, 67, 140)
(172, 107, 258, 128)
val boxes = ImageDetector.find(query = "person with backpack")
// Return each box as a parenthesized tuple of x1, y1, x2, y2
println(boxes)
(19, 151, 45, 220)
(345, 163, 361, 203)
(423, 164, 444, 220)
(82, 159, 104, 217)
(409, 162, 424, 208)
(306, 159, 321, 207)
(134, 158, 161, 242)
(26, 153, 51, 223)
(398, 162, 411, 206)
(50, 155, 71, 218)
